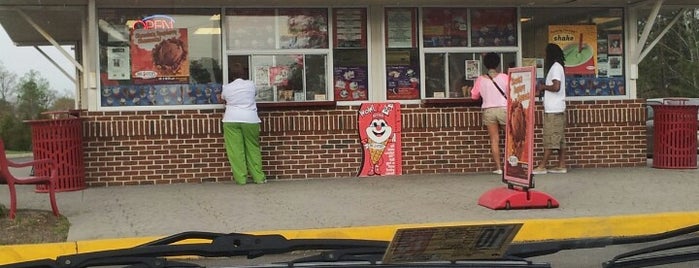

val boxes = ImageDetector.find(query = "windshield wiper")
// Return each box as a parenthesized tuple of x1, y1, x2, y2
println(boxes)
(506, 223, 699, 258)
(1, 231, 388, 268)
(602, 236, 699, 268)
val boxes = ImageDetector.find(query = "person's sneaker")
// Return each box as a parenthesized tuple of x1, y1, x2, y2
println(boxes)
(492, 169, 503, 175)
(549, 167, 568, 174)
(532, 167, 548, 174)
(254, 179, 267, 184)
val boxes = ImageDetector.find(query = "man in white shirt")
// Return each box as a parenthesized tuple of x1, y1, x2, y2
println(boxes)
(533, 43, 567, 175)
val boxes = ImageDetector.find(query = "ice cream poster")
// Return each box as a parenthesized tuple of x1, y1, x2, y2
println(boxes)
(130, 28, 189, 84)
(548, 25, 597, 76)
(358, 102, 402, 177)
(504, 66, 536, 188)
(334, 66, 368, 101)
(386, 66, 420, 100)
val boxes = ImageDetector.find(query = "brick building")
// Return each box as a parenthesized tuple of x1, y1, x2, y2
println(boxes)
(0, 0, 692, 187)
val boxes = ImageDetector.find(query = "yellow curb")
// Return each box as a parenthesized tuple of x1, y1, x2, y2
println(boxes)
(2, 211, 698, 265)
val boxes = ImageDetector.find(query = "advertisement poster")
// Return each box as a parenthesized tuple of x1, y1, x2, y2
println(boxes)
(566, 77, 625, 96)
(386, 66, 420, 100)
(333, 8, 366, 48)
(608, 56, 623, 76)
(422, 8, 469, 47)
(504, 66, 536, 188)
(607, 34, 623, 55)
(130, 28, 189, 84)
(269, 66, 290, 87)
(470, 8, 517, 47)
(358, 102, 402, 177)
(548, 25, 598, 75)
(107, 46, 130, 80)
(386, 8, 415, 48)
(278, 8, 328, 49)
(334, 66, 368, 101)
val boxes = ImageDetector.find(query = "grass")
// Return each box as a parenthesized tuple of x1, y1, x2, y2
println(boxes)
(0, 204, 70, 245)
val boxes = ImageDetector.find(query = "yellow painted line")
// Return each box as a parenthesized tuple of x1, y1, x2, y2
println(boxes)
(2, 211, 698, 265)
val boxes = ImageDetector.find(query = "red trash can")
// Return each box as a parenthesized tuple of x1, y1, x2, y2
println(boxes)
(651, 99, 699, 169)
(25, 110, 86, 192)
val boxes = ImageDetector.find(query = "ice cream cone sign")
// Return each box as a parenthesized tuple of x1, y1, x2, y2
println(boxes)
(358, 103, 402, 177)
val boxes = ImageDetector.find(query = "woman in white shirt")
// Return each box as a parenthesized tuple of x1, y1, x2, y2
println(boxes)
(220, 63, 266, 184)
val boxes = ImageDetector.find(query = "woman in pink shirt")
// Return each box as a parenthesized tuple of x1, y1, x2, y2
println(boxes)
(471, 53, 509, 174)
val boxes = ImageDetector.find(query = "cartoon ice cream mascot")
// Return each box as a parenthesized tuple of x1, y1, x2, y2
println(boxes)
(362, 113, 393, 176)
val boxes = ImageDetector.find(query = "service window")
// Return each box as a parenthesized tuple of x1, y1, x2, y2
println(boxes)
(420, 7, 518, 99)
(226, 8, 331, 102)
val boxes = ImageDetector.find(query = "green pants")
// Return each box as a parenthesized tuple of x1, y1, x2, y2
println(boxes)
(223, 122, 265, 184)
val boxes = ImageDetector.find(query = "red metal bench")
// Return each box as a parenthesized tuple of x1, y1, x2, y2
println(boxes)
(0, 140, 60, 219)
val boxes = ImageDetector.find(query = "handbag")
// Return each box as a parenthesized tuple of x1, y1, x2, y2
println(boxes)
(487, 73, 507, 100)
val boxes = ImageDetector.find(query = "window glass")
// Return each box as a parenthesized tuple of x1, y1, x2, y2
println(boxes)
(521, 8, 626, 97)
(422, 8, 469, 47)
(424, 52, 516, 99)
(332, 8, 369, 101)
(227, 9, 276, 50)
(232, 54, 327, 102)
(470, 8, 517, 47)
(334, 49, 368, 101)
(97, 8, 223, 107)
(385, 8, 420, 100)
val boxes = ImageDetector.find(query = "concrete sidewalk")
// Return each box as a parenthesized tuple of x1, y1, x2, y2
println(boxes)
(3, 161, 698, 242)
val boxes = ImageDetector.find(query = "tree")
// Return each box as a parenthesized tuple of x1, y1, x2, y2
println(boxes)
(0, 61, 17, 102)
(16, 70, 55, 120)
(50, 96, 76, 111)
(638, 8, 699, 98)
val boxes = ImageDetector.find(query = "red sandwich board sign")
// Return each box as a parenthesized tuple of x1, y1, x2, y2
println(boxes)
(503, 66, 536, 188)
(478, 66, 559, 210)
(358, 102, 402, 177)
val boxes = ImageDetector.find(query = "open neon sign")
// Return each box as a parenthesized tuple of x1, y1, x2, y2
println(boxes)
(132, 15, 175, 29)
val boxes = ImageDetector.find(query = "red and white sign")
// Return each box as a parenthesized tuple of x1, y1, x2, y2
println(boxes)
(358, 103, 402, 177)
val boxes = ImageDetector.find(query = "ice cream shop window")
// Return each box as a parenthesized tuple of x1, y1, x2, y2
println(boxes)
(521, 7, 627, 97)
(225, 8, 331, 102)
(97, 8, 223, 107)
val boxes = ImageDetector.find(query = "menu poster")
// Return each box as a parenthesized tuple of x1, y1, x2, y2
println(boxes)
(334, 8, 367, 48)
(470, 8, 517, 47)
(107, 46, 130, 80)
(254, 66, 270, 87)
(504, 66, 536, 188)
(549, 25, 597, 75)
(608, 34, 623, 55)
(278, 8, 329, 49)
(386, 65, 420, 100)
(422, 8, 469, 47)
(466, 60, 481, 79)
(357, 102, 402, 177)
(130, 28, 189, 84)
(386, 8, 416, 48)
(334, 66, 369, 101)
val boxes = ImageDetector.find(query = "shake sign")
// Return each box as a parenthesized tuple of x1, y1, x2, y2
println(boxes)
(548, 25, 597, 76)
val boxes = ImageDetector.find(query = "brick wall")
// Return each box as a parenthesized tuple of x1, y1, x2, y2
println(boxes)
(80, 99, 646, 186)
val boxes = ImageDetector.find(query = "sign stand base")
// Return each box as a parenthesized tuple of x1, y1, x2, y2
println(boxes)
(478, 187, 559, 210)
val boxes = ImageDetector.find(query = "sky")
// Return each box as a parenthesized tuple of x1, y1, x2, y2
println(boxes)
(0, 26, 75, 98)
